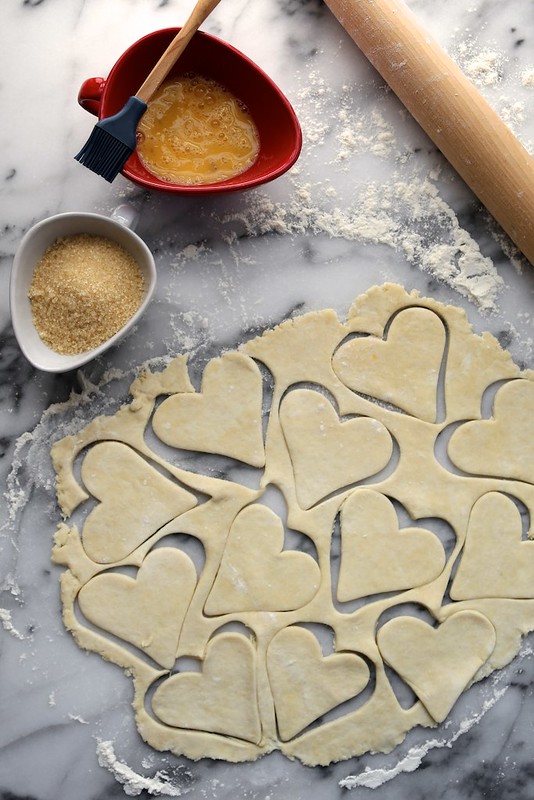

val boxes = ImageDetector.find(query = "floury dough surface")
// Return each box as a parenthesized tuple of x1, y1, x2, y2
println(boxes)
(51, 284, 534, 766)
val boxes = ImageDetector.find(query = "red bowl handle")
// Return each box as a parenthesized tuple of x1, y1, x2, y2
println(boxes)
(78, 77, 106, 116)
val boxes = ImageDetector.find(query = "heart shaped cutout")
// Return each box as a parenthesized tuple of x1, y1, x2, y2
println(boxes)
(151, 633, 261, 743)
(451, 492, 534, 600)
(152, 352, 265, 467)
(267, 626, 370, 740)
(448, 379, 534, 482)
(78, 547, 197, 669)
(280, 389, 393, 509)
(204, 504, 320, 614)
(81, 442, 197, 563)
(377, 610, 496, 722)
(338, 490, 446, 600)
(332, 307, 446, 422)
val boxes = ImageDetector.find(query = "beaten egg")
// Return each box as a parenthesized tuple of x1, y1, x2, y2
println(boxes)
(136, 75, 260, 185)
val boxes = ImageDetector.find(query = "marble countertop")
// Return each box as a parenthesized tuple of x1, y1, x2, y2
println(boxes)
(2, 0, 534, 798)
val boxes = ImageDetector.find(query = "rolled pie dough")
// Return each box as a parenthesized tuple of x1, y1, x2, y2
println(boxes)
(51, 283, 534, 766)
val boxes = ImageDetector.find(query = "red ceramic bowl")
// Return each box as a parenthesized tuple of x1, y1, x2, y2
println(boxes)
(78, 28, 302, 194)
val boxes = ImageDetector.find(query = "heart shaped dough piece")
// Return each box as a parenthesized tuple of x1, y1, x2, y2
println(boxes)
(332, 307, 446, 422)
(338, 490, 446, 600)
(267, 626, 370, 741)
(204, 504, 320, 614)
(151, 633, 261, 743)
(81, 442, 197, 563)
(377, 611, 496, 722)
(152, 352, 265, 467)
(78, 547, 197, 669)
(451, 492, 534, 600)
(448, 379, 534, 482)
(280, 389, 393, 509)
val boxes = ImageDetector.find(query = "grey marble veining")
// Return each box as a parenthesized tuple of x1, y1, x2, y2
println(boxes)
(2, 0, 534, 798)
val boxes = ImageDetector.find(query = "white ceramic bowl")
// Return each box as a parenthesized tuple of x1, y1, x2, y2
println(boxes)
(10, 206, 156, 372)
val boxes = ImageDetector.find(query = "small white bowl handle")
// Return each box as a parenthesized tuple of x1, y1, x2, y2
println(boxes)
(111, 203, 140, 230)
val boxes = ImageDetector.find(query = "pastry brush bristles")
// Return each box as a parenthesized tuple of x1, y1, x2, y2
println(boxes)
(74, 96, 147, 182)
(75, 127, 133, 182)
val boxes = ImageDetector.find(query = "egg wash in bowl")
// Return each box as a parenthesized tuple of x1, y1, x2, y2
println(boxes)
(136, 74, 260, 185)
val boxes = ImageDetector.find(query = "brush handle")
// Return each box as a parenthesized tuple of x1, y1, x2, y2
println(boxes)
(136, 0, 222, 103)
(324, 0, 534, 266)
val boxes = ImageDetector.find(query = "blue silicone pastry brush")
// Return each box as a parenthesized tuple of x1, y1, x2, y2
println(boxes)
(75, 0, 222, 182)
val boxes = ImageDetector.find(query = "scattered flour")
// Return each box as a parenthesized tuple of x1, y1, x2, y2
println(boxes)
(453, 34, 506, 87)
(218, 176, 503, 312)
(3, 431, 35, 525)
(296, 74, 397, 162)
(204, 63, 508, 314)
(335, 106, 396, 161)
(499, 100, 526, 130)
(0, 608, 26, 640)
(452, 37, 530, 135)
(96, 741, 188, 797)
(1, 572, 21, 599)
(68, 713, 90, 725)
(267, 35, 521, 307)
(340, 686, 508, 789)
(463, 48, 504, 86)
(180, 243, 206, 260)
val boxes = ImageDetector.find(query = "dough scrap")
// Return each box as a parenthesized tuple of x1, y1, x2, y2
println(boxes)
(51, 283, 534, 766)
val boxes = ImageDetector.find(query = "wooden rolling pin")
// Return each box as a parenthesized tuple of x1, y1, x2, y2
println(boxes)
(324, 0, 534, 266)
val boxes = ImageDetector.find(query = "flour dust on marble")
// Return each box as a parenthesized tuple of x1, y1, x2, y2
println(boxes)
(187, 68, 512, 314)
(0, 607, 27, 640)
(96, 741, 188, 797)
(340, 675, 511, 789)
